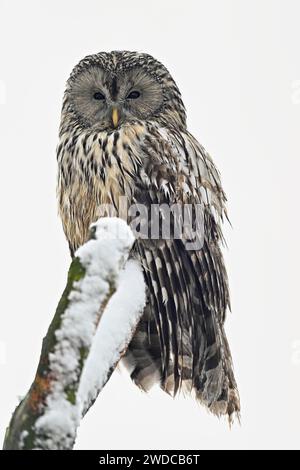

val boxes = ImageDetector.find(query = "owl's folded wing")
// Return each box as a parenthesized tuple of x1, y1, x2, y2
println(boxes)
(131, 125, 240, 419)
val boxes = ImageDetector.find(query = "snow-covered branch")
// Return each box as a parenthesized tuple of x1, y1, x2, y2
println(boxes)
(3, 218, 146, 450)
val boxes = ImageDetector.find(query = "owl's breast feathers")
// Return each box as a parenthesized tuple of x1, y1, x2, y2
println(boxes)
(57, 122, 143, 253)
(57, 120, 240, 420)
(57, 121, 225, 252)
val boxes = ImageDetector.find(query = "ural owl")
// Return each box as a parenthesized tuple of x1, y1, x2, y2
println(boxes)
(57, 51, 240, 421)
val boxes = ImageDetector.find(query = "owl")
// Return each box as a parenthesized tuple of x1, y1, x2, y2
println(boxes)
(57, 51, 240, 421)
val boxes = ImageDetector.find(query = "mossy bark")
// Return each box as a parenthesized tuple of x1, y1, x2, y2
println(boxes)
(3, 257, 93, 450)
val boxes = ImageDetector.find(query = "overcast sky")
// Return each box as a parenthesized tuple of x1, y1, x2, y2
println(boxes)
(0, 0, 299, 449)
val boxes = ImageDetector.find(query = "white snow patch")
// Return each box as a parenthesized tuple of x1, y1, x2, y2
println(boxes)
(34, 218, 136, 449)
(77, 259, 146, 414)
(19, 430, 29, 449)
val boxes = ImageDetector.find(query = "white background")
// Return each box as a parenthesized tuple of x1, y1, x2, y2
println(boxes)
(0, 0, 299, 450)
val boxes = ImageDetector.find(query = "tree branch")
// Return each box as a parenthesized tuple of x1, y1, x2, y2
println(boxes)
(3, 218, 145, 450)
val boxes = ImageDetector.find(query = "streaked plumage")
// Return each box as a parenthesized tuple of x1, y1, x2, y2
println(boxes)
(57, 51, 240, 421)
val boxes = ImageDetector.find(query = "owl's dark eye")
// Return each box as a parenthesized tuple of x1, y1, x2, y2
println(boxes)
(93, 91, 105, 100)
(127, 90, 140, 99)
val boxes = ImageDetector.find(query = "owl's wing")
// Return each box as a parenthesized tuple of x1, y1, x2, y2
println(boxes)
(132, 125, 239, 419)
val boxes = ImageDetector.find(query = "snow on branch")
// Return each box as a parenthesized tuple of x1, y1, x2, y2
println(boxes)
(78, 259, 146, 417)
(3, 218, 146, 450)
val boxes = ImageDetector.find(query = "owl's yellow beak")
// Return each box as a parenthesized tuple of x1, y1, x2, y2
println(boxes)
(112, 108, 119, 128)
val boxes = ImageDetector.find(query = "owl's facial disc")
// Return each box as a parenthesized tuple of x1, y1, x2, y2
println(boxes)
(68, 66, 164, 130)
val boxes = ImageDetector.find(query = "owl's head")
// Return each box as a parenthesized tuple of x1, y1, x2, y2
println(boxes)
(62, 51, 186, 132)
